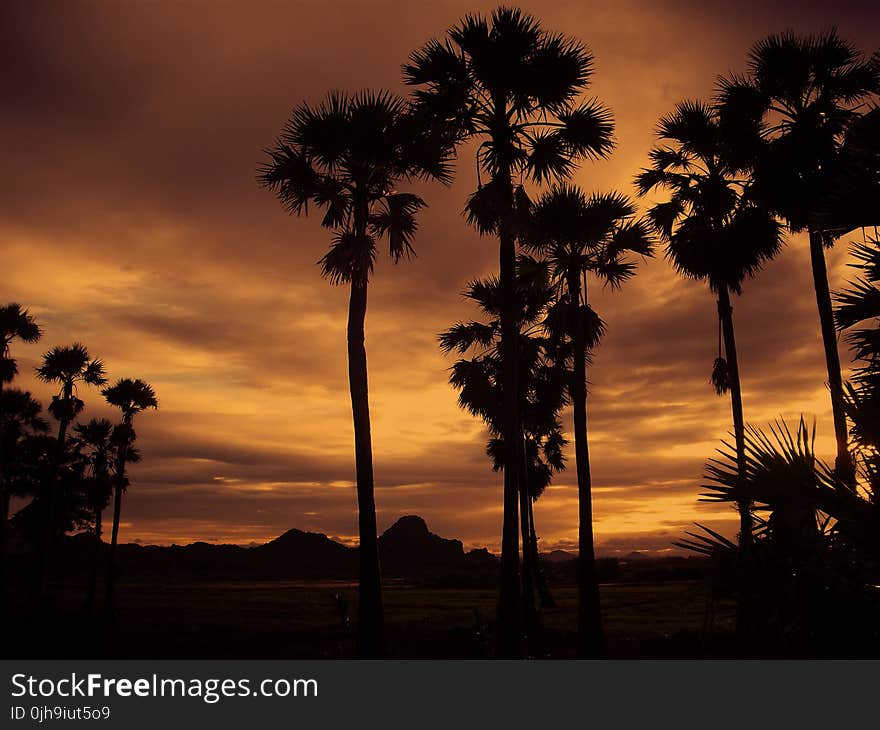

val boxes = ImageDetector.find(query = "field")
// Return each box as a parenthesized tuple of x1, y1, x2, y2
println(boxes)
(7, 579, 736, 659)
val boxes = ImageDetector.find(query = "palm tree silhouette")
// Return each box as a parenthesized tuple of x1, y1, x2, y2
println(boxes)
(441, 256, 567, 636)
(258, 90, 449, 657)
(637, 101, 782, 645)
(34, 343, 106, 601)
(0, 303, 41, 394)
(405, 7, 613, 655)
(102, 378, 157, 615)
(525, 184, 653, 657)
(718, 31, 880, 487)
(73, 418, 116, 612)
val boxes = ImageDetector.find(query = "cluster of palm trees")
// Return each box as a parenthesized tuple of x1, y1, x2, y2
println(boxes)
(0, 303, 158, 617)
(261, 7, 878, 658)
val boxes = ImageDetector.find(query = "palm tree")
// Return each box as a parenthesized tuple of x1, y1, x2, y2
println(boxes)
(0, 303, 41, 393)
(34, 343, 106, 601)
(405, 7, 614, 654)
(0, 388, 48, 611)
(259, 90, 450, 657)
(525, 184, 653, 657)
(102, 378, 157, 614)
(637, 101, 783, 645)
(718, 31, 880, 487)
(73, 418, 116, 612)
(440, 256, 568, 638)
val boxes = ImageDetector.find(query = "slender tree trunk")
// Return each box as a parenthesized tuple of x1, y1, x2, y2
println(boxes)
(85, 507, 102, 612)
(808, 229, 855, 488)
(528, 493, 555, 609)
(496, 221, 522, 657)
(105, 423, 130, 615)
(347, 275, 384, 658)
(570, 273, 603, 658)
(517, 436, 537, 637)
(717, 286, 752, 649)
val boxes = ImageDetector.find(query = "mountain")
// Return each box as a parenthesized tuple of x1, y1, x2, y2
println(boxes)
(542, 549, 577, 563)
(32, 516, 497, 585)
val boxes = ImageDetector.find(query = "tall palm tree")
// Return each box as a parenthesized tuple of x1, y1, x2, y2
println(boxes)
(34, 343, 106, 601)
(440, 256, 568, 637)
(258, 91, 449, 656)
(637, 101, 783, 643)
(718, 31, 880, 487)
(405, 7, 614, 654)
(102, 378, 157, 614)
(73, 418, 116, 612)
(526, 184, 653, 657)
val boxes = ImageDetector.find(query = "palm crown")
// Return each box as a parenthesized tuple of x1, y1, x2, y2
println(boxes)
(404, 6, 614, 234)
(35, 343, 107, 423)
(258, 90, 451, 284)
(102, 378, 158, 423)
(717, 30, 880, 233)
(636, 101, 783, 294)
(0, 303, 41, 384)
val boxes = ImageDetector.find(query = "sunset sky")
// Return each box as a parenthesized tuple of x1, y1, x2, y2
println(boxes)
(3, 0, 879, 554)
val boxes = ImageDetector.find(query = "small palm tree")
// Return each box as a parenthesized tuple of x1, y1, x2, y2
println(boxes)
(259, 90, 450, 657)
(440, 256, 568, 637)
(406, 6, 614, 655)
(526, 184, 654, 657)
(0, 303, 41, 392)
(718, 31, 880, 486)
(34, 343, 106, 600)
(102, 378, 157, 614)
(73, 418, 116, 612)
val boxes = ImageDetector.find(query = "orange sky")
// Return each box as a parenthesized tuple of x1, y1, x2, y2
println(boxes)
(3, 0, 879, 554)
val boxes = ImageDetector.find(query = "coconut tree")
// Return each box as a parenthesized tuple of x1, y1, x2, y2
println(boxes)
(258, 90, 450, 657)
(717, 31, 880, 487)
(440, 256, 568, 635)
(405, 7, 614, 654)
(33, 343, 106, 600)
(73, 418, 116, 612)
(637, 101, 783, 644)
(525, 184, 653, 657)
(102, 378, 156, 614)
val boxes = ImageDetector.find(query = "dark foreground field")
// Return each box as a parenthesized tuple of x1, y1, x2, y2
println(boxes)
(7, 579, 735, 659)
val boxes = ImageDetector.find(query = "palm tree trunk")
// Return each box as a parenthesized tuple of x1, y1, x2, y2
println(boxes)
(105, 426, 129, 615)
(517, 436, 537, 637)
(85, 507, 102, 612)
(496, 220, 522, 658)
(347, 275, 384, 658)
(808, 229, 855, 488)
(528, 493, 555, 609)
(0, 487, 9, 614)
(717, 285, 752, 648)
(570, 273, 603, 658)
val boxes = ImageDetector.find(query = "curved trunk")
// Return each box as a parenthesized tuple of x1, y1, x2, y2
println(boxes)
(808, 229, 855, 488)
(347, 239, 383, 657)
(717, 286, 752, 647)
(105, 427, 129, 615)
(570, 273, 603, 658)
(517, 437, 537, 637)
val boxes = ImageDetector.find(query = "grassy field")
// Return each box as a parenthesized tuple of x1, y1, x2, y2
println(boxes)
(7, 578, 736, 659)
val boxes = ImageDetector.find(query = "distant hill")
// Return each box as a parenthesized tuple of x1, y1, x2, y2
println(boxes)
(32, 516, 499, 586)
(542, 549, 577, 563)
